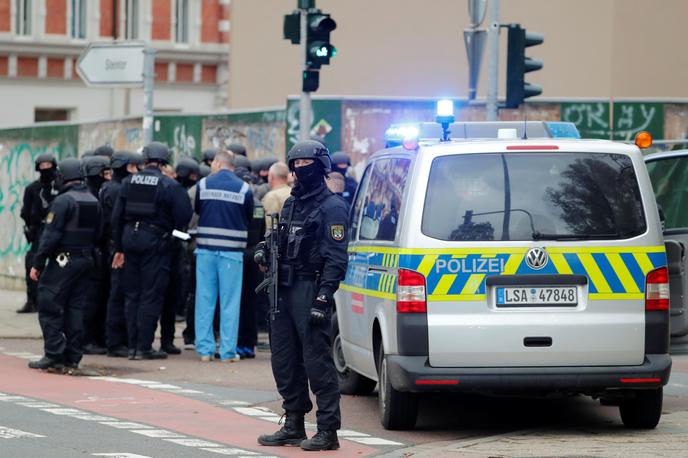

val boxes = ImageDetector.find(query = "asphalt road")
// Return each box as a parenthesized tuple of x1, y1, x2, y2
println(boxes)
(1, 337, 688, 457)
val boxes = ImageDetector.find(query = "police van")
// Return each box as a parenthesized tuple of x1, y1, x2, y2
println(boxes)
(332, 103, 671, 430)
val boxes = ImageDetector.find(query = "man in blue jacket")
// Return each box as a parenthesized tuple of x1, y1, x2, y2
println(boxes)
(195, 150, 253, 362)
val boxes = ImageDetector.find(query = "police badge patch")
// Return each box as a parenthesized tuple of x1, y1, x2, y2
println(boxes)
(46, 212, 55, 224)
(330, 224, 345, 241)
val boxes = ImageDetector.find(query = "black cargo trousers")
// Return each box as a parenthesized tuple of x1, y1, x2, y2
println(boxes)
(37, 254, 93, 365)
(269, 279, 341, 430)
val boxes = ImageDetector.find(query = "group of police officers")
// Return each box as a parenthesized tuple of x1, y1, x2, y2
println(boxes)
(21, 138, 354, 451)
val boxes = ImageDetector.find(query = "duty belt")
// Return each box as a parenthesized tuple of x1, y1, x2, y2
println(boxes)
(128, 221, 168, 236)
(294, 271, 320, 282)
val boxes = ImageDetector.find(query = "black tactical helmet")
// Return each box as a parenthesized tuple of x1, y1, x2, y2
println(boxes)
(130, 152, 144, 166)
(232, 154, 251, 170)
(142, 142, 171, 164)
(83, 155, 111, 177)
(81, 150, 94, 158)
(260, 155, 279, 172)
(199, 163, 212, 178)
(111, 150, 134, 169)
(228, 143, 247, 157)
(202, 148, 218, 164)
(175, 156, 201, 178)
(331, 151, 351, 167)
(287, 140, 331, 173)
(59, 158, 84, 182)
(34, 152, 57, 171)
(94, 145, 115, 158)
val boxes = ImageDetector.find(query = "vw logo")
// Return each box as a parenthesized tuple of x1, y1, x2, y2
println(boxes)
(525, 247, 548, 270)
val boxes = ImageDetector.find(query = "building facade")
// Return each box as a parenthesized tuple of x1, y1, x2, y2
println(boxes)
(228, 0, 688, 109)
(0, 0, 230, 128)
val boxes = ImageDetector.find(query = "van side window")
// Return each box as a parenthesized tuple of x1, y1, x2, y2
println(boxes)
(350, 164, 372, 241)
(360, 158, 411, 242)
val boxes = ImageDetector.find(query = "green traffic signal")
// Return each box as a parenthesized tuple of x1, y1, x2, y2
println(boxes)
(306, 12, 337, 69)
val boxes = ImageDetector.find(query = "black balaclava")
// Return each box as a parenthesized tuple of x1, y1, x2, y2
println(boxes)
(87, 175, 106, 194)
(113, 166, 130, 182)
(293, 162, 324, 195)
(39, 167, 56, 185)
(176, 176, 197, 189)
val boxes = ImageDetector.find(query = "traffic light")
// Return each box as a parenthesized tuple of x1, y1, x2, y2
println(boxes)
(505, 24, 543, 109)
(306, 12, 336, 70)
(303, 69, 319, 92)
(283, 12, 300, 44)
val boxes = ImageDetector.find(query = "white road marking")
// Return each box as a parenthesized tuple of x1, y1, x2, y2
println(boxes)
(98, 422, 152, 429)
(164, 438, 221, 447)
(200, 448, 260, 455)
(234, 407, 278, 417)
(337, 429, 370, 437)
(218, 400, 249, 406)
(349, 437, 404, 446)
(165, 388, 204, 394)
(130, 429, 185, 438)
(71, 414, 118, 422)
(41, 408, 87, 415)
(92, 454, 153, 458)
(17, 401, 60, 408)
(0, 396, 29, 402)
(139, 384, 181, 390)
(257, 416, 281, 423)
(0, 426, 45, 439)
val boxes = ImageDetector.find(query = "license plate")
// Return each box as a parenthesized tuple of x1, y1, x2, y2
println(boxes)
(496, 286, 578, 307)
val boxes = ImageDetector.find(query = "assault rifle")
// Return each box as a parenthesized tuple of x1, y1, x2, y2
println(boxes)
(255, 213, 280, 318)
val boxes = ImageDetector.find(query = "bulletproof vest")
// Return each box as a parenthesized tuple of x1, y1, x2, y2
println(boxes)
(280, 193, 327, 270)
(60, 188, 99, 248)
(125, 169, 162, 218)
(247, 198, 266, 247)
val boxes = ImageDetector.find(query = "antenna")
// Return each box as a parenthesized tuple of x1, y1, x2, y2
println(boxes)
(521, 102, 528, 140)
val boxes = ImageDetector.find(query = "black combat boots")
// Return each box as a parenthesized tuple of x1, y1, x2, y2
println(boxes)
(28, 356, 64, 370)
(300, 429, 340, 451)
(257, 412, 307, 446)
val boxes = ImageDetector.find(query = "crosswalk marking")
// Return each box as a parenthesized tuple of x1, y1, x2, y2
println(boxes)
(98, 422, 152, 429)
(164, 438, 221, 447)
(129, 429, 185, 438)
(0, 426, 45, 439)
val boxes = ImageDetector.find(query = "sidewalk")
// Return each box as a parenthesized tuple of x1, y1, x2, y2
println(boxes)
(0, 288, 41, 338)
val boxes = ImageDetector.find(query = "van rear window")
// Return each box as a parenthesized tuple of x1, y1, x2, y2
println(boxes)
(422, 153, 647, 241)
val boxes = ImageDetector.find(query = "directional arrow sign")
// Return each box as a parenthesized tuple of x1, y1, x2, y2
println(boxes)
(77, 41, 145, 86)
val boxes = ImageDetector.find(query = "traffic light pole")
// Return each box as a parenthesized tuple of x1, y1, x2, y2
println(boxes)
(299, 6, 312, 141)
(486, 0, 500, 121)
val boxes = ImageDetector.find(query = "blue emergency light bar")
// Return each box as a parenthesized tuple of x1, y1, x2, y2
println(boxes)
(384, 121, 581, 148)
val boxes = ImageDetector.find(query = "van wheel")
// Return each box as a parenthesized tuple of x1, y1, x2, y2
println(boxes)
(619, 387, 663, 429)
(331, 314, 377, 395)
(377, 344, 418, 430)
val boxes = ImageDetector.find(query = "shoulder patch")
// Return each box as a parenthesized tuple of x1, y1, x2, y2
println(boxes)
(331, 224, 345, 241)
(46, 212, 54, 224)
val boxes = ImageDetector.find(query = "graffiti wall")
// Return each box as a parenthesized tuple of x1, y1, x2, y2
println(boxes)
(78, 118, 143, 154)
(0, 125, 78, 286)
(154, 110, 286, 164)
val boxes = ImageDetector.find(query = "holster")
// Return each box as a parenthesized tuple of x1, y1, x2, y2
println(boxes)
(279, 264, 295, 287)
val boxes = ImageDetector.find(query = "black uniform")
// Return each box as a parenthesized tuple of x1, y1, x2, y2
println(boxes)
(33, 182, 101, 367)
(100, 175, 127, 353)
(271, 181, 349, 431)
(237, 196, 266, 356)
(111, 165, 193, 357)
(21, 179, 57, 309)
(341, 175, 358, 205)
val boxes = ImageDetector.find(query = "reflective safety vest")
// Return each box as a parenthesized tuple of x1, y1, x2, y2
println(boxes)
(196, 170, 251, 251)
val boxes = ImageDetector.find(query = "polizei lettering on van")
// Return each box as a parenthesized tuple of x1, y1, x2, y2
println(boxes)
(435, 257, 505, 274)
(131, 175, 160, 186)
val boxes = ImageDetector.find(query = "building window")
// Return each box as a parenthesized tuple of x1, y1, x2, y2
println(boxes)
(35, 108, 70, 123)
(15, 0, 32, 36)
(124, 0, 139, 39)
(175, 0, 189, 43)
(71, 0, 87, 39)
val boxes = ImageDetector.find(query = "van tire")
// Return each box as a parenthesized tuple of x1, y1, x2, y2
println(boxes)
(619, 387, 663, 429)
(331, 314, 377, 396)
(377, 345, 418, 430)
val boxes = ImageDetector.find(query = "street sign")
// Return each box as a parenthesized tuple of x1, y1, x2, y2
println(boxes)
(76, 41, 145, 86)
(464, 29, 487, 100)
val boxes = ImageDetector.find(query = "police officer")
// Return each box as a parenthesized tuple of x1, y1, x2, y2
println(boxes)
(330, 152, 358, 205)
(256, 140, 349, 451)
(202, 148, 218, 167)
(82, 154, 113, 354)
(19, 153, 59, 313)
(101, 151, 139, 357)
(28, 158, 101, 370)
(156, 157, 200, 355)
(111, 142, 193, 360)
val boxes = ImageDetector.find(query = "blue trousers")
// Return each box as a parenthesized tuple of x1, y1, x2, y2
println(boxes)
(194, 249, 243, 360)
